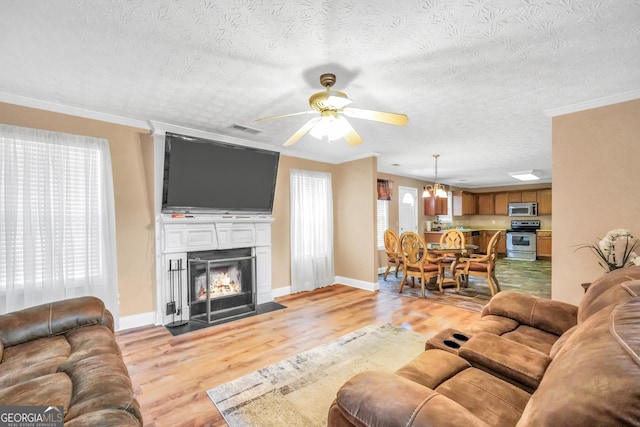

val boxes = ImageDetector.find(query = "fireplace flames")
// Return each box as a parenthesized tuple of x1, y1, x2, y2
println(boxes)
(197, 272, 241, 299)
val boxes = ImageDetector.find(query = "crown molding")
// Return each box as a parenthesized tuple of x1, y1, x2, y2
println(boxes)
(0, 92, 150, 130)
(544, 89, 640, 117)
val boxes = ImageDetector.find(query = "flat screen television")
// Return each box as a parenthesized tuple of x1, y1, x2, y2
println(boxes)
(162, 132, 280, 215)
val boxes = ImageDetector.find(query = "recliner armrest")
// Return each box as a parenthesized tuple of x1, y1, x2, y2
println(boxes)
(0, 296, 113, 348)
(330, 371, 491, 427)
(459, 332, 552, 391)
(481, 291, 578, 336)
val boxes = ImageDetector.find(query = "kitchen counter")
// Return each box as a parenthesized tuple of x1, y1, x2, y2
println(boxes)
(425, 228, 475, 233)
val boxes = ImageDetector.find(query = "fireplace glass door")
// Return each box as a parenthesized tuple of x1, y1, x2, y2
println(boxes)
(188, 248, 256, 325)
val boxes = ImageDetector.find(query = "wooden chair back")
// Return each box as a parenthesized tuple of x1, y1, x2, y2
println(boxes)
(383, 229, 400, 258)
(454, 230, 503, 296)
(440, 229, 466, 248)
(401, 231, 429, 266)
(382, 229, 402, 280)
(398, 232, 443, 298)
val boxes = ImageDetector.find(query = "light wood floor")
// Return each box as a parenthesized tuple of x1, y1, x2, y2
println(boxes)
(116, 284, 481, 427)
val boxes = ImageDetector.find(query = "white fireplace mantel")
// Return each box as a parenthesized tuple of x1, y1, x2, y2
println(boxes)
(156, 215, 274, 326)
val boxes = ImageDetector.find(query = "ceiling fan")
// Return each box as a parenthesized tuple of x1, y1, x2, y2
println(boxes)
(255, 73, 409, 147)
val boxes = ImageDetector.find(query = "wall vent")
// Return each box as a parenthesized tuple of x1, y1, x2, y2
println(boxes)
(229, 123, 262, 134)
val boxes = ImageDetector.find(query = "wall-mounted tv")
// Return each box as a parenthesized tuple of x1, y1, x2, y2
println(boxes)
(162, 132, 280, 215)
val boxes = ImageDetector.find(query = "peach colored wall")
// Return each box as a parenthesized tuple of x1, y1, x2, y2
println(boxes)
(552, 99, 640, 305)
(0, 102, 156, 316)
(334, 157, 377, 282)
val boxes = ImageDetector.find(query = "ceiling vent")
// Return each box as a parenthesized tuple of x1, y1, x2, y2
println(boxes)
(229, 123, 262, 134)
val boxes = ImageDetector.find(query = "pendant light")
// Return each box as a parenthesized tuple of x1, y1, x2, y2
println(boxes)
(422, 154, 448, 198)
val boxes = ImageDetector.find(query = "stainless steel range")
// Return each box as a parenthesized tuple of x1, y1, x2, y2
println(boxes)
(506, 219, 540, 261)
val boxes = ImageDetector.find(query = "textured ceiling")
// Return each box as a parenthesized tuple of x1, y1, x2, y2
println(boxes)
(1, 0, 639, 187)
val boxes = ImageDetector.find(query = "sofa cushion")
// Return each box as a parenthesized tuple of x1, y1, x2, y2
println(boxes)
(465, 314, 519, 336)
(578, 270, 640, 323)
(479, 291, 577, 337)
(435, 367, 530, 427)
(333, 371, 493, 427)
(0, 296, 113, 347)
(516, 296, 640, 426)
(499, 325, 558, 355)
(0, 372, 72, 408)
(60, 353, 141, 422)
(459, 333, 552, 391)
(395, 349, 470, 389)
(64, 409, 143, 427)
(395, 349, 531, 426)
(0, 336, 70, 388)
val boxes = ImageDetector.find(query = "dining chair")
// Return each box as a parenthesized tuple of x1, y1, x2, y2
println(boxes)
(398, 231, 442, 298)
(438, 229, 466, 292)
(454, 231, 503, 296)
(382, 229, 403, 280)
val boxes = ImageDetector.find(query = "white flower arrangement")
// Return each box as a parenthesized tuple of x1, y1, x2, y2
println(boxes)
(577, 228, 640, 272)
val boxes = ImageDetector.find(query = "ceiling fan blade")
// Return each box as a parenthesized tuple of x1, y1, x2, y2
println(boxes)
(326, 91, 352, 109)
(343, 124, 363, 147)
(283, 118, 320, 146)
(255, 110, 315, 122)
(343, 108, 409, 126)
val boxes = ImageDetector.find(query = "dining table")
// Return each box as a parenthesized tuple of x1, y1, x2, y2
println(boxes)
(427, 243, 479, 290)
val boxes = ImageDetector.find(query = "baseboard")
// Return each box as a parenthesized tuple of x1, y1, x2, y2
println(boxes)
(334, 276, 378, 292)
(272, 286, 292, 298)
(117, 311, 157, 331)
(272, 277, 378, 297)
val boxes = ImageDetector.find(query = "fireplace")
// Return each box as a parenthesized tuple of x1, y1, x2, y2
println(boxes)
(188, 248, 256, 325)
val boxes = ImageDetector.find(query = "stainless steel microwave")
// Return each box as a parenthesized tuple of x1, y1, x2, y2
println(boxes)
(508, 202, 537, 217)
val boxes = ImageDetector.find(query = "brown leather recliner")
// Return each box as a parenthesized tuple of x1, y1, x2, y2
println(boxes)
(329, 266, 640, 427)
(0, 297, 143, 426)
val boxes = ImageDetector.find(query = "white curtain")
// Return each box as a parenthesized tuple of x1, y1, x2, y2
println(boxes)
(290, 169, 334, 292)
(0, 124, 118, 324)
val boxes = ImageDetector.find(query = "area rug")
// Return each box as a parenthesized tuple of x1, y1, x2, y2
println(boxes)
(378, 257, 552, 312)
(206, 323, 431, 427)
(378, 274, 490, 312)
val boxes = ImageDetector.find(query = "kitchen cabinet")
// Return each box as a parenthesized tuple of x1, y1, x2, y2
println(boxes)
(508, 192, 522, 203)
(424, 196, 448, 216)
(452, 191, 477, 216)
(537, 189, 552, 215)
(537, 231, 552, 258)
(477, 193, 494, 215)
(521, 190, 538, 203)
(493, 192, 508, 215)
(481, 230, 506, 255)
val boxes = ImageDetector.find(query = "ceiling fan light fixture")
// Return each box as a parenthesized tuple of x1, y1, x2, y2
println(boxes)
(309, 114, 351, 141)
(509, 170, 541, 181)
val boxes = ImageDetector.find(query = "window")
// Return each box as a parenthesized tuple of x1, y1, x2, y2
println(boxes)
(0, 125, 118, 320)
(438, 191, 454, 224)
(377, 199, 389, 250)
(290, 169, 334, 292)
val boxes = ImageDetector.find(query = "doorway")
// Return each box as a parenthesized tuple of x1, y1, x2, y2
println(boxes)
(398, 186, 418, 236)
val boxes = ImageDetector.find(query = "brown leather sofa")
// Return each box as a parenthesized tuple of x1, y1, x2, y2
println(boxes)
(0, 296, 142, 426)
(329, 266, 640, 427)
